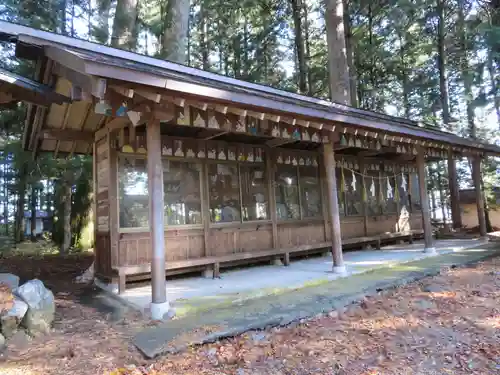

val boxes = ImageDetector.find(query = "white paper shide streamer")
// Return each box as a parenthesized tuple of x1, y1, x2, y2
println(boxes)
(401, 174, 407, 192)
(386, 176, 393, 199)
(351, 170, 356, 192)
(370, 177, 376, 197)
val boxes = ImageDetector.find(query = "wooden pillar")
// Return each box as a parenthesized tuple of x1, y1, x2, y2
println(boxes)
(147, 119, 169, 319)
(323, 142, 346, 273)
(447, 149, 462, 229)
(416, 148, 435, 253)
(471, 156, 487, 237)
(359, 158, 368, 236)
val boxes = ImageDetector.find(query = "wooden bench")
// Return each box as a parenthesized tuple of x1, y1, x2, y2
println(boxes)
(112, 231, 424, 293)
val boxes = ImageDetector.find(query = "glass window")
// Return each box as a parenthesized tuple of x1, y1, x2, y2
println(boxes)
(365, 171, 381, 216)
(163, 160, 202, 225)
(299, 166, 322, 218)
(382, 174, 398, 214)
(118, 156, 149, 228)
(275, 165, 300, 220)
(240, 164, 269, 221)
(336, 168, 346, 216)
(208, 163, 241, 223)
(344, 169, 362, 216)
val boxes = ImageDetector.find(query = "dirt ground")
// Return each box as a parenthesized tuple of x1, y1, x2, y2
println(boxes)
(0, 253, 499, 375)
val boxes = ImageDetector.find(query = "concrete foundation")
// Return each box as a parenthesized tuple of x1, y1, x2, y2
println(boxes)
(97, 238, 488, 314)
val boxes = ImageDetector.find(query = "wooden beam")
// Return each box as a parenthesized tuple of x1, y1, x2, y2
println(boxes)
(52, 63, 92, 94)
(110, 85, 134, 99)
(95, 116, 130, 141)
(42, 128, 94, 142)
(204, 130, 229, 140)
(266, 138, 297, 148)
(135, 89, 162, 103)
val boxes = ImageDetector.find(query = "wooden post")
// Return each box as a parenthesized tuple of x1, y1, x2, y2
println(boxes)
(147, 119, 169, 319)
(416, 148, 435, 253)
(471, 156, 487, 237)
(358, 157, 368, 236)
(323, 142, 346, 273)
(447, 149, 462, 229)
(266, 149, 282, 262)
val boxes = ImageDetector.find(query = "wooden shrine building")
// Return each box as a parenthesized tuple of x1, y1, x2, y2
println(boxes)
(1, 21, 498, 319)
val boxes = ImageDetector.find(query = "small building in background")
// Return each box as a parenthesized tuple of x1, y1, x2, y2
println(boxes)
(24, 210, 52, 236)
(459, 188, 500, 229)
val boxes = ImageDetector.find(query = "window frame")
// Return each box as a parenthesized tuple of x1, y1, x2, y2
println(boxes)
(274, 152, 323, 223)
(206, 158, 272, 227)
(116, 153, 205, 232)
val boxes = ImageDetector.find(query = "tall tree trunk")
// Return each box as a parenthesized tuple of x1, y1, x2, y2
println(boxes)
(233, 33, 242, 78)
(303, 2, 313, 96)
(94, 0, 112, 44)
(162, 0, 191, 63)
(291, 0, 307, 93)
(70, 0, 75, 37)
(14, 167, 26, 244)
(325, 0, 351, 104)
(242, 15, 250, 80)
(487, 51, 500, 128)
(343, 0, 357, 106)
(199, 3, 209, 70)
(458, 0, 491, 231)
(399, 34, 411, 119)
(30, 184, 37, 242)
(60, 181, 72, 254)
(111, 0, 139, 50)
(457, 1, 475, 138)
(437, 0, 451, 128)
(60, 0, 67, 35)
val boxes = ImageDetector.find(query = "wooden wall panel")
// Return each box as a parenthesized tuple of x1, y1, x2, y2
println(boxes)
(366, 215, 399, 236)
(325, 217, 365, 241)
(410, 212, 423, 231)
(277, 221, 326, 248)
(341, 218, 365, 239)
(207, 225, 273, 256)
(118, 229, 205, 266)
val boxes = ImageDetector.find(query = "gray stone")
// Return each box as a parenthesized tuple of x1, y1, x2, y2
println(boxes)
(1, 297, 28, 338)
(15, 279, 55, 335)
(0, 273, 19, 290)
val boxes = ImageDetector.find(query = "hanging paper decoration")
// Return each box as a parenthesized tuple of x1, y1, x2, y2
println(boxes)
(396, 145, 402, 153)
(401, 174, 407, 192)
(386, 176, 393, 199)
(355, 137, 362, 148)
(351, 170, 357, 192)
(394, 178, 400, 202)
(379, 177, 385, 205)
(376, 140, 382, 150)
(339, 134, 347, 146)
(362, 176, 368, 202)
(370, 177, 376, 197)
(348, 136, 355, 147)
